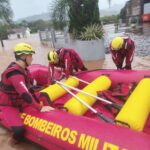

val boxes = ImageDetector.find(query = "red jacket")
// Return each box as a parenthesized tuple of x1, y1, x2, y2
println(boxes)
(49, 48, 87, 81)
(0, 62, 41, 110)
(110, 37, 135, 69)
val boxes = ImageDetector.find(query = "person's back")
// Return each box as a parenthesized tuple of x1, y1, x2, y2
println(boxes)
(109, 36, 135, 70)
(57, 48, 86, 71)
(48, 48, 87, 82)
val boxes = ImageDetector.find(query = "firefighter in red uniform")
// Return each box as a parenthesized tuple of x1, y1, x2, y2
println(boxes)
(48, 48, 87, 83)
(110, 36, 135, 70)
(0, 43, 53, 144)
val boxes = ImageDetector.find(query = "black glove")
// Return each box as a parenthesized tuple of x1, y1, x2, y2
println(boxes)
(123, 65, 131, 70)
(81, 66, 88, 71)
(29, 85, 43, 92)
(117, 65, 123, 70)
(50, 77, 56, 84)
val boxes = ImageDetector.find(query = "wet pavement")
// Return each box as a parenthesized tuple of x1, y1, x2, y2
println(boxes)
(104, 24, 150, 57)
(0, 27, 150, 149)
(103, 54, 150, 70)
(132, 34, 150, 56)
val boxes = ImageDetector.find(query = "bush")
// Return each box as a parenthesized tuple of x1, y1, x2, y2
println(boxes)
(79, 24, 104, 40)
(0, 24, 9, 40)
(101, 15, 119, 25)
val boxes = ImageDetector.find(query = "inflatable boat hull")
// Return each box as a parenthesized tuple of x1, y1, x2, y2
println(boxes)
(1, 64, 150, 149)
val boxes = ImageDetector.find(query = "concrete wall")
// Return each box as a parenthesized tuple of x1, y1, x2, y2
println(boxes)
(39, 30, 105, 61)
(54, 34, 105, 61)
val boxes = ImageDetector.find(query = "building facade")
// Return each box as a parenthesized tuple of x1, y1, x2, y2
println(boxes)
(8, 27, 31, 40)
(122, 0, 150, 25)
(126, 0, 143, 25)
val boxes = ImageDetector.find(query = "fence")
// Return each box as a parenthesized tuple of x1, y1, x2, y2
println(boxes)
(38, 28, 68, 48)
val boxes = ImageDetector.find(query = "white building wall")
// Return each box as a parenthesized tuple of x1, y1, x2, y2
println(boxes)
(144, 3, 150, 14)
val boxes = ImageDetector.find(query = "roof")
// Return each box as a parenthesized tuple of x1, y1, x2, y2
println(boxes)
(8, 27, 30, 34)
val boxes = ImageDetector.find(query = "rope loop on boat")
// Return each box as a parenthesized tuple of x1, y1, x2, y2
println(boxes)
(114, 120, 130, 128)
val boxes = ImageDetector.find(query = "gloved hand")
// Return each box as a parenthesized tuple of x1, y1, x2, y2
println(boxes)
(81, 66, 88, 71)
(123, 65, 131, 70)
(51, 78, 56, 84)
(40, 106, 54, 112)
(116, 65, 123, 70)
(30, 85, 44, 92)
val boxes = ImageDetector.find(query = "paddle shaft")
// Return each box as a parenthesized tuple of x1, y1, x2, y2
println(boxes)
(55, 80, 122, 109)
(59, 83, 114, 123)
(71, 76, 90, 85)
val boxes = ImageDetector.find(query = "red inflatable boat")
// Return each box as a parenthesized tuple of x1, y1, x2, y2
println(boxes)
(1, 64, 150, 150)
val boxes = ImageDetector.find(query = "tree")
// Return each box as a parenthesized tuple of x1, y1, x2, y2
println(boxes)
(68, 0, 100, 33)
(0, 0, 13, 47)
(101, 15, 119, 25)
(0, 0, 13, 23)
(51, 0, 69, 30)
(51, 0, 100, 37)
(28, 20, 52, 33)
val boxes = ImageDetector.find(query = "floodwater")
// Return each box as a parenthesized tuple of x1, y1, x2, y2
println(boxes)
(0, 33, 150, 150)
(0, 34, 51, 74)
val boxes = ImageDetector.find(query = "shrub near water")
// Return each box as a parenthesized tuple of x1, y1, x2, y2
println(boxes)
(80, 24, 104, 40)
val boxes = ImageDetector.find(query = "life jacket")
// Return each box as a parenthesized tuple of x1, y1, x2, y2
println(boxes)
(57, 48, 80, 67)
(0, 62, 31, 95)
(56, 48, 82, 71)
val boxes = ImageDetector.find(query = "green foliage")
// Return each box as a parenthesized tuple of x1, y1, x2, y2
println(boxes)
(68, 0, 100, 33)
(0, 23, 9, 39)
(101, 15, 119, 25)
(13, 20, 52, 33)
(0, 0, 13, 46)
(51, 0, 101, 36)
(52, 20, 68, 31)
(51, 0, 68, 30)
(10, 19, 52, 34)
(27, 20, 52, 33)
(19, 20, 28, 27)
(0, 0, 13, 23)
(79, 24, 104, 40)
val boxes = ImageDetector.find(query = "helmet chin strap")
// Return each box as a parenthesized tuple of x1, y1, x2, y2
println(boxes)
(18, 57, 29, 67)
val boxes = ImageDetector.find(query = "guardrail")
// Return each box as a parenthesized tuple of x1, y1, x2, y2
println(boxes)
(38, 28, 68, 48)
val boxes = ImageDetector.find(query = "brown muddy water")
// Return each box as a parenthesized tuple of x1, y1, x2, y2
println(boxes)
(0, 34, 150, 150)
